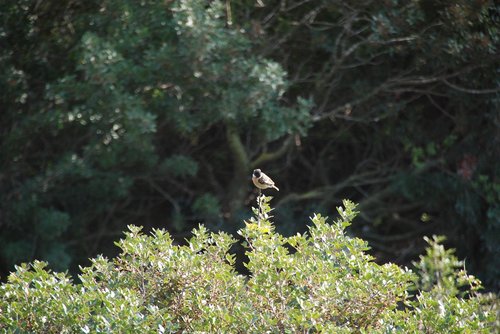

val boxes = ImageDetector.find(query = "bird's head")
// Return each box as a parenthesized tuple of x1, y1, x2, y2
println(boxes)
(253, 169, 261, 178)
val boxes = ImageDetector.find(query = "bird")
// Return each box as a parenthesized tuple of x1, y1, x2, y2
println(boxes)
(252, 169, 279, 191)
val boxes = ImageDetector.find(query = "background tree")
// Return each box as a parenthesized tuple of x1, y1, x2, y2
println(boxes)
(0, 0, 310, 275)
(0, 0, 498, 289)
(231, 0, 499, 287)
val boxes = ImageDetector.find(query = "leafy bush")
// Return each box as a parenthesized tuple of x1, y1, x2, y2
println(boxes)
(1, 198, 496, 333)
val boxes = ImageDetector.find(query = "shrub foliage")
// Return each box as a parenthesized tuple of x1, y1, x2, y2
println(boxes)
(1, 199, 496, 333)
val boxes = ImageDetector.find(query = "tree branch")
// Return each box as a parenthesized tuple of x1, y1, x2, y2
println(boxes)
(251, 136, 293, 168)
(442, 79, 500, 95)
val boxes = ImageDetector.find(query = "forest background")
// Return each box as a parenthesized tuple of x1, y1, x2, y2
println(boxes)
(1, 0, 498, 290)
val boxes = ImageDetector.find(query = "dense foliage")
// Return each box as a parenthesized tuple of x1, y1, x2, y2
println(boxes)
(0, 0, 498, 290)
(238, 0, 499, 287)
(1, 199, 497, 332)
(0, 0, 311, 275)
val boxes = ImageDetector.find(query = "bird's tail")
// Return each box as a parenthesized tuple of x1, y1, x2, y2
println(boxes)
(273, 185, 279, 191)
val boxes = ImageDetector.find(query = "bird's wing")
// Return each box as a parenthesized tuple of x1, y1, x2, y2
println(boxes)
(259, 174, 275, 186)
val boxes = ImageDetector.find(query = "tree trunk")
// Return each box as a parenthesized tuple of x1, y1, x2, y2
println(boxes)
(225, 121, 250, 220)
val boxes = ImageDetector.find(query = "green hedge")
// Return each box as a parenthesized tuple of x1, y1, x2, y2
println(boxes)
(1, 198, 497, 333)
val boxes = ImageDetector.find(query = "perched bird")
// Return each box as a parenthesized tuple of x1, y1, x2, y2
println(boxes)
(252, 169, 279, 191)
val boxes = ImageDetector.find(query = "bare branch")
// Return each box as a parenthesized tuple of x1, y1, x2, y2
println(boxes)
(442, 79, 500, 95)
(312, 81, 388, 122)
(251, 136, 293, 168)
(263, 4, 327, 55)
(142, 177, 181, 214)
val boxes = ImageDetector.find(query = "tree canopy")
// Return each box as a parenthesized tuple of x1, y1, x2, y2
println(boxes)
(0, 0, 498, 291)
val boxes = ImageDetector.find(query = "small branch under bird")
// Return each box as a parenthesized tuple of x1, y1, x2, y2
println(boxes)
(252, 169, 279, 191)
